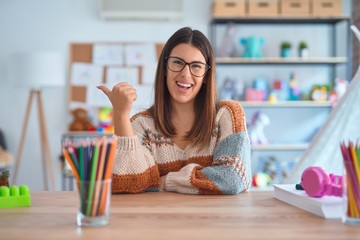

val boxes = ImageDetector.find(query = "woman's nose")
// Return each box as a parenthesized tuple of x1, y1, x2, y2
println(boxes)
(180, 64, 192, 77)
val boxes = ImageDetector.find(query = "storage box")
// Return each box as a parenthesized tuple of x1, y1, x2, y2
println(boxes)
(311, 0, 342, 17)
(248, 0, 279, 17)
(212, 0, 246, 18)
(280, 0, 310, 17)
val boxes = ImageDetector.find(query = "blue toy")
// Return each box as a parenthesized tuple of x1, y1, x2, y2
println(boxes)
(240, 36, 265, 58)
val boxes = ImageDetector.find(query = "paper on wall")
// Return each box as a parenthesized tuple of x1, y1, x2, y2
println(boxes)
(125, 43, 157, 66)
(92, 44, 124, 66)
(71, 63, 103, 86)
(106, 67, 139, 86)
(141, 65, 157, 85)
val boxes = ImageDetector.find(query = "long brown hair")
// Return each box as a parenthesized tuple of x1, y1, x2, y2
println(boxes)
(148, 27, 218, 148)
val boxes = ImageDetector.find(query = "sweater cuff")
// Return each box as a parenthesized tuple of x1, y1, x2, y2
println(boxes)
(164, 172, 177, 192)
(117, 136, 140, 151)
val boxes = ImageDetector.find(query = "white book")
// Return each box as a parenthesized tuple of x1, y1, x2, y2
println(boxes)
(273, 184, 343, 219)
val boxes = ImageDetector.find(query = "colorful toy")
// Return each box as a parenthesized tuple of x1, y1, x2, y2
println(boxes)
(248, 111, 270, 145)
(0, 185, 31, 208)
(98, 107, 114, 133)
(272, 79, 289, 101)
(288, 72, 301, 100)
(252, 172, 272, 188)
(246, 89, 265, 101)
(240, 36, 265, 58)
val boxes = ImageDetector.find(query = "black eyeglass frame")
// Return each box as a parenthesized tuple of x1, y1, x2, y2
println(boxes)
(165, 56, 210, 77)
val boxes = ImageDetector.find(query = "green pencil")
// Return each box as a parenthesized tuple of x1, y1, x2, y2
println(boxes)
(86, 141, 100, 216)
(78, 144, 85, 214)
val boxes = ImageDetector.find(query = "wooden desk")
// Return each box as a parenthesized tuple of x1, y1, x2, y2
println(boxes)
(0, 191, 359, 240)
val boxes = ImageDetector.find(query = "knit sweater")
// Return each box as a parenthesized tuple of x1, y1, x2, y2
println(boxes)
(112, 100, 251, 195)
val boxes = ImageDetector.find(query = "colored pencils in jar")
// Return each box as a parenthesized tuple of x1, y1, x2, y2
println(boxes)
(340, 141, 360, 218)
(62, 136, 117, 216)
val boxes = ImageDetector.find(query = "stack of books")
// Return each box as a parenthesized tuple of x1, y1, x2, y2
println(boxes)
(273, 184, 342, 219)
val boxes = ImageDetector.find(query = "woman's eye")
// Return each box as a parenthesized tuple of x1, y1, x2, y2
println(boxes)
(191, 64, 202, 69)
(173, 60, 184, 66)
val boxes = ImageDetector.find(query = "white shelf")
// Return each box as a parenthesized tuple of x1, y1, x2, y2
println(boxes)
(251, 143, 309, 151)
(216, 57, 347, 65)
(239, 101, 333, 108)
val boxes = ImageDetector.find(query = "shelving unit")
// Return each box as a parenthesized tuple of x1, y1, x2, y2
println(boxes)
(216, 57, 347, 65)
(240, 100, 332, 108)
(210, 16, 351, 187)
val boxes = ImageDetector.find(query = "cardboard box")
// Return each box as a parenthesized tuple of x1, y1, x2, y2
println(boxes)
(248, 0, 279, 17)
(280, 0, 310, 17)
(212, 0, 246, 18)
(311, 0, 342, 17)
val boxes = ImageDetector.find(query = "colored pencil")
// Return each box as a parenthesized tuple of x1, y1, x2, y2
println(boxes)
(86, 141, 100, 216)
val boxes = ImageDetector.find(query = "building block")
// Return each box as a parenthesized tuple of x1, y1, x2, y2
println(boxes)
(0, 185, 31, 208)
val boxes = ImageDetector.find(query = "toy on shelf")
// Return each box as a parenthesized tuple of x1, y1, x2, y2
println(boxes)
(218, 23, 238, 58)
(220, 77, 244, 100)
(0, 185, 31, 208)
(288, 72, 301, 100)
(254, 156, 296, 187)
(240, 36, 264, 59)
(330, 78, 348, 107)
(98, 107, 114, 133)
(248, 111, 270, 145)
(69, 108, 96, 132)
(246, 77, 268, 101)
(310, 85, 329, 101)
(272, 79, 289, 101)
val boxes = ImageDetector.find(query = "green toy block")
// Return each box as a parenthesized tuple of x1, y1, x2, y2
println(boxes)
(0, 185, 31, 208)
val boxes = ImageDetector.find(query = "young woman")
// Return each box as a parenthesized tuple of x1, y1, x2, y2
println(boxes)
(98, 27, 251, 195)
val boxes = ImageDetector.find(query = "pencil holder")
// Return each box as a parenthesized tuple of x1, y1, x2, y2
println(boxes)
(340, 141, 360, 225)
(76, 179, 112, 227)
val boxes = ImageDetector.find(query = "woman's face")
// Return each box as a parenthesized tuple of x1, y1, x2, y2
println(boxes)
(166, 43, 207, 106)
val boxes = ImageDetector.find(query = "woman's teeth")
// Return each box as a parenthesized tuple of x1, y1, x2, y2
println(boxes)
(176, 81, 192, 88)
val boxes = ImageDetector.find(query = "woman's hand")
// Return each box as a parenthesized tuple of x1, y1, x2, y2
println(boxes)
(97, 83, 137, 136)
(97, 82, 137, 118)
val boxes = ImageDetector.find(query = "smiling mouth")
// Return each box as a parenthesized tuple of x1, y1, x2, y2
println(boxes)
(176, 81, 193, 89)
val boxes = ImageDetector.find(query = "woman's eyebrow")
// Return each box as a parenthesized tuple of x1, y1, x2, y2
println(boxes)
(170, 56, 205, 64)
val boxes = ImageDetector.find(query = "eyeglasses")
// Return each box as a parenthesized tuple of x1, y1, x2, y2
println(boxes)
(166, 56, 210, 77)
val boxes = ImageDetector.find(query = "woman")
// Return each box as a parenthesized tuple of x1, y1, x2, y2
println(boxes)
(98, 27, 251, 195)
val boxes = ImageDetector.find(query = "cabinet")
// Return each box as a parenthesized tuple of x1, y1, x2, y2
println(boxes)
(209, 17, 351, 187)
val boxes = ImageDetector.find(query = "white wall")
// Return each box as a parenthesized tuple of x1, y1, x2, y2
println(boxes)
(0, 0, 212, 190)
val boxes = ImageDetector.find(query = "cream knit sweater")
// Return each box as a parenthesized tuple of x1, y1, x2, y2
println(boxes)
(112, 100, 251, 195)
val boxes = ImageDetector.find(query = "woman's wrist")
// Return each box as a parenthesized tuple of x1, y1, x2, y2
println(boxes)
(113, 113, 134, 136)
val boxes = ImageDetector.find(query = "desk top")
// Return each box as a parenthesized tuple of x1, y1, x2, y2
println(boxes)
(0, 191, 359, 240)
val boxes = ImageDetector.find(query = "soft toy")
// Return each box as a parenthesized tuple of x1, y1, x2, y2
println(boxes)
(220, 77, 244, 100)
(330, 78, 348, 107)
(69, 108, 96, 132)
(240, 36, 265, 58)
(248, 111, 270, 145)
